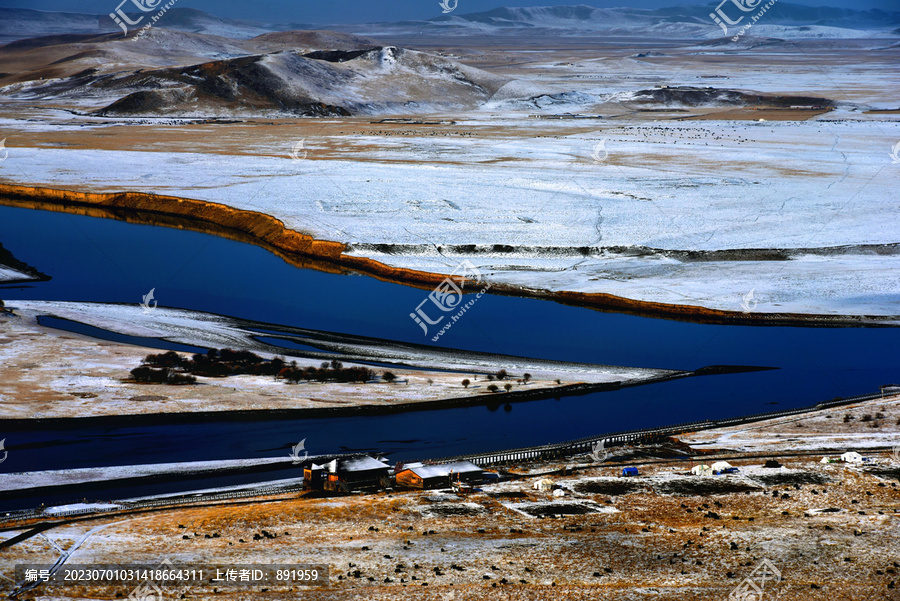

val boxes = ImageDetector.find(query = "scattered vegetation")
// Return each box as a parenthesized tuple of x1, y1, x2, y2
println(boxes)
(461, 379, 470, 388)
(130, 366, 196, 385)
(751, 472, 831, 486)
(280, 363, 375, 384)
(138, 350, 377, 384)
(653, 480, 761, 496)
(574, 480, 648, 495)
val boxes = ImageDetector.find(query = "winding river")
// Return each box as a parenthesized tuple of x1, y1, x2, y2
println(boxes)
(1, 204, 897, 509)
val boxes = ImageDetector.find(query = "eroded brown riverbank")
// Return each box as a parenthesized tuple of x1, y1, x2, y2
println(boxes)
(0, 183, 895, 327)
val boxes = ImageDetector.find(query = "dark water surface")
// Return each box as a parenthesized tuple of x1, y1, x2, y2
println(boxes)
(0, 205, 897, 508)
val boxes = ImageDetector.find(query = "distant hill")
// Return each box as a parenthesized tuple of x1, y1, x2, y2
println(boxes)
(349, 2, 900, 39)
(248, 30, 380, 53)
(10, 45, 511, 117)
(0, 7, 269, 45)
(3, 3, 897, 47)
(0, 28, 382, 86)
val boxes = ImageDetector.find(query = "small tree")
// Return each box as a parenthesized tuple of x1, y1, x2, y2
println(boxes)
(523, 373, 531, 384)
(496, 369, 508, 380)
(462, 379, 470, 389)
(382, 371, 397, 383)
(487, 384, 499, 393)
(331, 359, 343, 370)
(504, 383, 512, 393)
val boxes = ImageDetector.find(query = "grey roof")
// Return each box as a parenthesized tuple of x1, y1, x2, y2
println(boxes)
(403, 461, 483, 479)
(327, 456, 390, 473)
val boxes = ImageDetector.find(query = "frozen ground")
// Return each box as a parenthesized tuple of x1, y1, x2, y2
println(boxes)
(683, 393, 900, 454)
(0, 39, 897, 318)
(2, 396, 898, 600)
(1, 114, 897, 317)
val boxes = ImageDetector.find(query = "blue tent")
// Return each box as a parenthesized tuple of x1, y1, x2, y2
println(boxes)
(622, 467, 639, 477)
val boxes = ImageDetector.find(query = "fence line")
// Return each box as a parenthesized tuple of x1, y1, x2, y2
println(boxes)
(428, 391, 885, 467)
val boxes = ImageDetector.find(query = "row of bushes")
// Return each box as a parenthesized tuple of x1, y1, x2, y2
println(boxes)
(143, 349, 286, 377)
(130, 366, 197, 384)
(135, 350, 397, 385)
(278, 364, 376, 384)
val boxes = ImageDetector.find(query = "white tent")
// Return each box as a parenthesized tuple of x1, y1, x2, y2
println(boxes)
(840, 452, 863, 463)
(691, 464, 712, 476)
(552, 488, 566, 497)
(710, 461, 733, 472)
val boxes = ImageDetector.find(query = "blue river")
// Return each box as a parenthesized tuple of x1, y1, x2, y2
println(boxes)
(0, 204, 897, 509)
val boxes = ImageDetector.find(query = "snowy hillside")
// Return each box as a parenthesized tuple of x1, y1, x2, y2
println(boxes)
(5, 46, 510, 117)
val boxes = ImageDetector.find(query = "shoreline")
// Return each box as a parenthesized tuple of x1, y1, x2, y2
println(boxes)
(1, 183, 895, 328)
(1, 373, 692, 430)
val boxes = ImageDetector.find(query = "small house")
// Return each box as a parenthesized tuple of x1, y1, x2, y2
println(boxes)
(533, 478, 556, 492)
(395, 461, 484, 490)
(621, 467, 639, 477)
(320, 456, 391, 492)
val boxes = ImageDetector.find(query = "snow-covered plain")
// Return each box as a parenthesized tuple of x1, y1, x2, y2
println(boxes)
(1, 113, 897, 317)
(0, 33, 897, 319)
